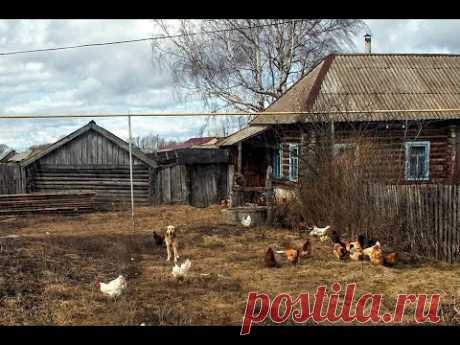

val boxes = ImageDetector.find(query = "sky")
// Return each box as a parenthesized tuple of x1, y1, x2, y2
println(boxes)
(1, 19, 460, 151)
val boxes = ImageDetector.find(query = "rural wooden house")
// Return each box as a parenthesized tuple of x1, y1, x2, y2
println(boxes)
(219, 54, 460, 200)
(19, 120, 157, 208)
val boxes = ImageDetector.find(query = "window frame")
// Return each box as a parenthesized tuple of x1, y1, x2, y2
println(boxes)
(404, 141, 430, 181)
(273, 144, 283, 179)
(288, 143, 299, 182)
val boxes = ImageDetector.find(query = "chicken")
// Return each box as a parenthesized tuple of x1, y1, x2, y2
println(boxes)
(275, 249, 300, 265)
(285, 249, 300, 265)
(264, 247, 278, 268)
(364, 242, 384, 265)
(330, 230, 348, 260)
(383, 252, 397, 267)
(330, 230, 346, 247)
(348, 243, 363, 261)
(256, 195, 266, 206)
(300, 239, 312, 258)
(309, 225, 331, 237)
(153, 231, 164, 246)
(333, 243, 349, 260)
(219, 199, 229, 209)
(358, 234, 378, 250)
(241, 215, 252, 227)
(96, 275, 127, 299)
(172, 259, 192, 280)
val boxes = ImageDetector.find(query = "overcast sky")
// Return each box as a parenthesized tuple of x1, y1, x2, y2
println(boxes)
(1, 19, 460, 151)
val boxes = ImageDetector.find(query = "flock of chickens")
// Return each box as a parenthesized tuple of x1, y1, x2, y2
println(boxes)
(96, 229, 192, 299)
(95, 222, 398, 300)
(265, 225, 397, 268)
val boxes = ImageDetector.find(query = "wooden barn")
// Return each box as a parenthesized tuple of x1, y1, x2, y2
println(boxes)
(220, 53, 460, 201)
(20, 120, 157, 208)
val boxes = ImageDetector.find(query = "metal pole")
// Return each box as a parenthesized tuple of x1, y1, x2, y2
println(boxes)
(128, 115, 135, 231)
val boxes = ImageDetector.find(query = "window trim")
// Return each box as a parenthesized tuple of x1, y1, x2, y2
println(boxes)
(288, 143, 299, 182)
(404, 141, 430, 181)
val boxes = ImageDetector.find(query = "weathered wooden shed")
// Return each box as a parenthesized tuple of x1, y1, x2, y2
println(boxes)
(149, 147, 231, 208)
(20, 120, 157, 208)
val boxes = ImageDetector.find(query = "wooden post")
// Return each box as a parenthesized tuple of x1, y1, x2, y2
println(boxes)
(228, 164, 235, 207)
(265, 165, 273, 226)
(237, 142, 242, 175)
(128, 115, 135, 231)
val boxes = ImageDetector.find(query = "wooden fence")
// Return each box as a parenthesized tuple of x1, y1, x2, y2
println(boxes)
(368, 184, 460, 263)
(0, 164, 25, 195)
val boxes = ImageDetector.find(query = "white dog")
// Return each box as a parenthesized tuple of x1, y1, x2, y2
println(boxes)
(165, 225, 180, 263)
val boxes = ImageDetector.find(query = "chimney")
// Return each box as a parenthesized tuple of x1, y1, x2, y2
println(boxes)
(364, 33, 372, 54)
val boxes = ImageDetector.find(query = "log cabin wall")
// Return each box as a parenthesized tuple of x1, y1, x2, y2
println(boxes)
(26, 129, 154, 209)
(331, 123, 455, 185)
(234, 121, 459, 188)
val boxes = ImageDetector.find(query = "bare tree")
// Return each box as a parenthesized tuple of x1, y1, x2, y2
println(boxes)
(132, 133, 179, 153)
(152, 19, 366, 134)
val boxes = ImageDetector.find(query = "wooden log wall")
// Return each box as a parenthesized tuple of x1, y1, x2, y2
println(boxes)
(368, 184, 460, 264)
(28, 164, 152, 209)
(271, 123, 455, 185)
(0, 163, 26, 195)
(0, 191, 96, 216)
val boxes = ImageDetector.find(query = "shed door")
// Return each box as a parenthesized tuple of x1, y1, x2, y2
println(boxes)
(189, 164, 227, 208)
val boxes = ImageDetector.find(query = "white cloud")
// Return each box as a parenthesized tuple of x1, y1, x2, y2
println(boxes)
(3, 19, 460, 151)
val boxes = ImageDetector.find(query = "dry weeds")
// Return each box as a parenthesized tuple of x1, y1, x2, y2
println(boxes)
(0, 205, 459, 326)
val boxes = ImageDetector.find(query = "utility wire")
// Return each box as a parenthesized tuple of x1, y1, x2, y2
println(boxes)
(0, 19, 303, 56)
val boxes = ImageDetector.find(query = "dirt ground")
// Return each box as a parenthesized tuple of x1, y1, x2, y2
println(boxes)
(0, 205, 459, 326)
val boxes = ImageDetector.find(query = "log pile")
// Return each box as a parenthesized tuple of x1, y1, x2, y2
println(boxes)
(0, 192, 96, 215)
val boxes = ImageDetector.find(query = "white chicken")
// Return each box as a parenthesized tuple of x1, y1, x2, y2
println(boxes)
(241, 215, 252, 227)
(172, 259, 192, 280)
(309, 225, 331, 237)
(96, 275, 127, 299)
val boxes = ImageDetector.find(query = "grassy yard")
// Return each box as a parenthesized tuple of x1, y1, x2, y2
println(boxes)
(0, 205, 459, 326)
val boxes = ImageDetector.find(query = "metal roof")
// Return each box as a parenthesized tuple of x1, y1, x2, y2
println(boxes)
(251, 54, 460, 124)
(218, 125, 269, 146)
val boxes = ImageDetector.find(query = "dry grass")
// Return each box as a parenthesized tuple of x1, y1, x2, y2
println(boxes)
(0, 205, 459, 326)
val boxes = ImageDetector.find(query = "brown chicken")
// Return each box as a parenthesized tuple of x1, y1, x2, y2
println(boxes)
(300, 239, 312, 258)
(333, 243, 348, 260)
(383, 252, 397, 267)
(285, 249, 300, 265)
(153, 231, 165, 246)
(348, 243, 363, 261)
(368, 242, 384, 265)
(264, 247, 278, 268)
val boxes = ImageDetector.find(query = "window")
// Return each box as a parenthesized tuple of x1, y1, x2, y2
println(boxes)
(273, 144, 283, 179)
(405, 141, 430, 181)
(288, 144, 299, 182)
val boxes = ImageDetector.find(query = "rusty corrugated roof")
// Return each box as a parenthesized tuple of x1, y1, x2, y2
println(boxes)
(251, 54, 460, 124)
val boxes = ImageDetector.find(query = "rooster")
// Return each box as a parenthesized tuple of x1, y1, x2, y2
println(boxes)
(153, 231, 165, 246)
(241, 215, 252, 227)
(309, 225, 331, 237)
(330, 230, 348, 260)
(264, 247, 278, 268)
(96, 275, 127, 299)
(172, 259, 192, 280)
